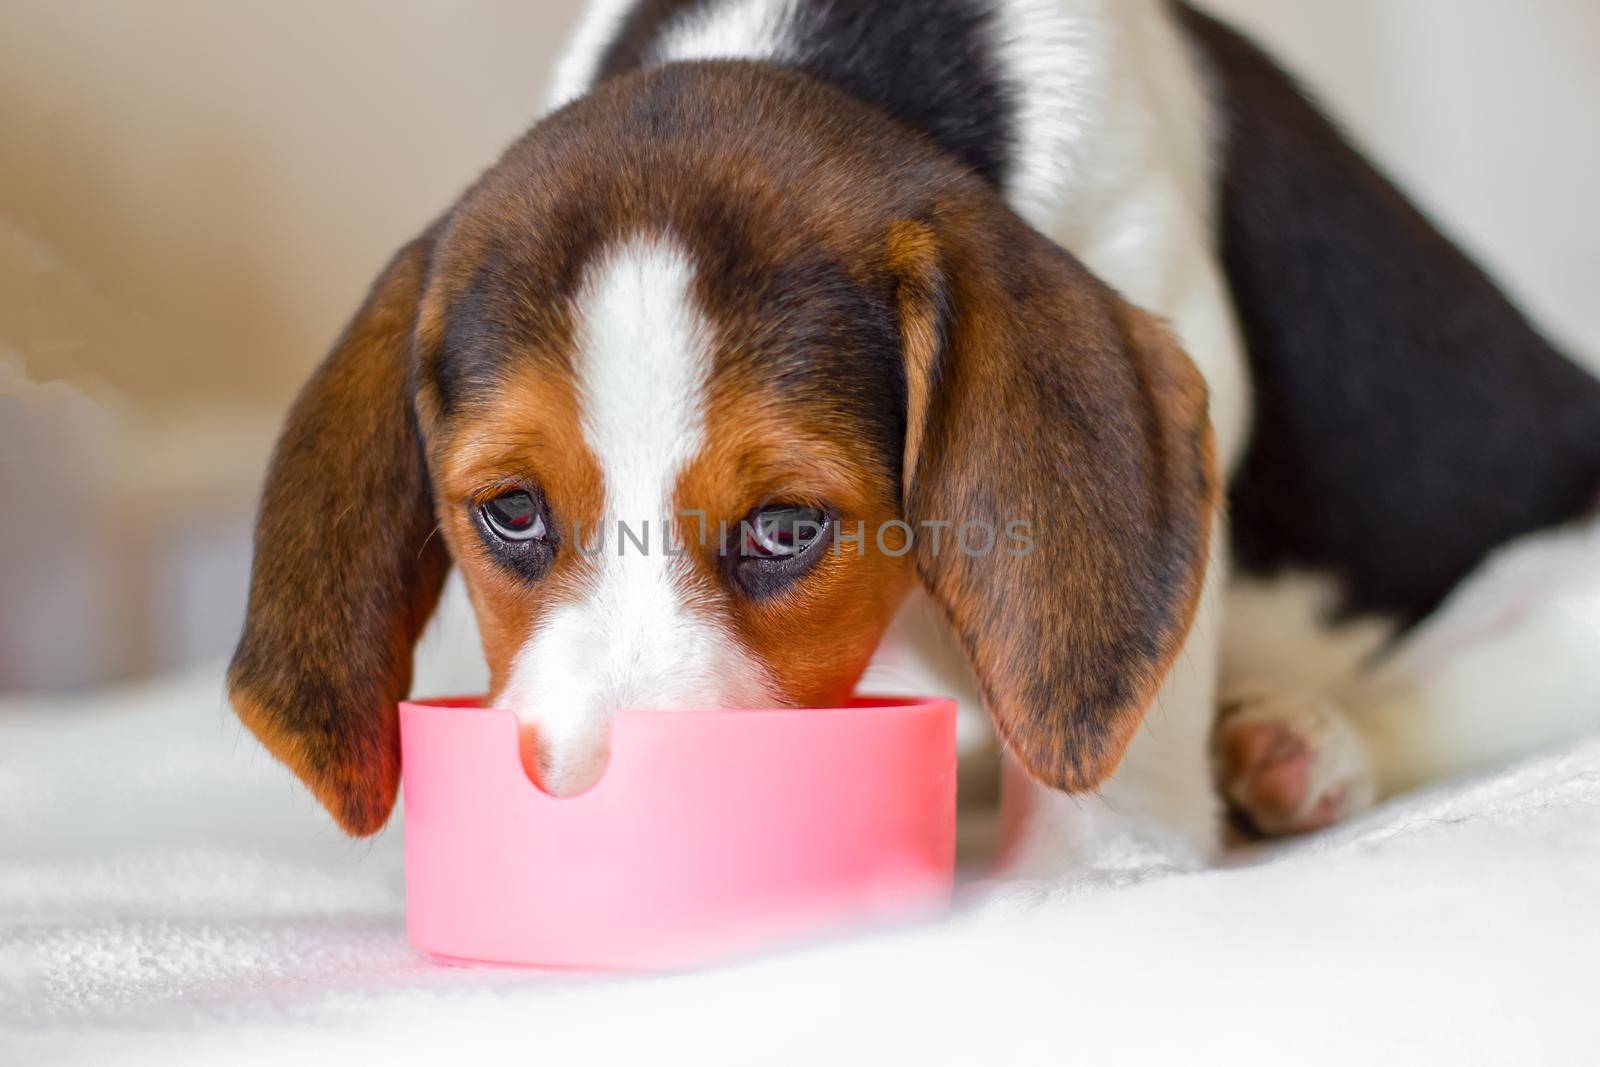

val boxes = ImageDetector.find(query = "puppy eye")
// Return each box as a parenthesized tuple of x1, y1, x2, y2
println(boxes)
(480, 490, 548, 542)
(731, 504, 831, 599)
(742, 505, 828, 559)
(474, 487, 556, 582)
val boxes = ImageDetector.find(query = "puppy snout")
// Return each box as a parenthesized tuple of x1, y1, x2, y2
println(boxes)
(517, 719, 612, 797)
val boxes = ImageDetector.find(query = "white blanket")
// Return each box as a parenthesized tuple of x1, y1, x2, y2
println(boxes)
(4, 665, 1598, 1066)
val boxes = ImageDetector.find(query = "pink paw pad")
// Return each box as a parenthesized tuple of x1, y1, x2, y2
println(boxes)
(1220, 716, 1356, 837)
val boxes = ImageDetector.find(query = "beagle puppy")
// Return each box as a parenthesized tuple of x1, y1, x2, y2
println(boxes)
(230, 0, 1600, 870)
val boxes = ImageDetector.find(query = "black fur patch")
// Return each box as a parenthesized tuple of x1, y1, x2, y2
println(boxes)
(786, 0, 1014, 188)
(1177, 3, 1600, 626)
(595, 0, 1016, 189)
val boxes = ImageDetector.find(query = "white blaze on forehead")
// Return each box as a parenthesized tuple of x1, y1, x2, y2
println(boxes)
(579, 236, 710, 523)
(496, 235, 774, 795)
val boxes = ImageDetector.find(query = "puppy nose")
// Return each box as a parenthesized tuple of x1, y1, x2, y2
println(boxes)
(517, 721, 612, 797)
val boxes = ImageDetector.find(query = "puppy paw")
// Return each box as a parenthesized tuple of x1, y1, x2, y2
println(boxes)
(1215, 688, 1375, 838)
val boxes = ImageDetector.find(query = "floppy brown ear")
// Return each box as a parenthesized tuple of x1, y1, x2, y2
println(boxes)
(889, 205, 1218, 794)
(229, 236, 450, 835)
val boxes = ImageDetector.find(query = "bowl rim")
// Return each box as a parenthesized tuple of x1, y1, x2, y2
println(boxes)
(399, 693, 955, 721)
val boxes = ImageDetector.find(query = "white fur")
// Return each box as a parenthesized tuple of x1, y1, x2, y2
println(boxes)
(493, 236, 775, 795)
(546, 0, 640, 111)
(547, 0, 797, 112)
(1222, 572, 1399, 699)
(655, 0, 797, 64)
(985, 0, 1106, 234)
(1346, 513, 1600, 796)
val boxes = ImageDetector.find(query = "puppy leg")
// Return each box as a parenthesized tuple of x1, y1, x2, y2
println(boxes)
(1215, 686, 1376, 836)
(1216, 573, 1394, 836)
(1000, 520, 1228, 878)
(1217, 514, 1600, 835)
(1344, 515, 1600, 797)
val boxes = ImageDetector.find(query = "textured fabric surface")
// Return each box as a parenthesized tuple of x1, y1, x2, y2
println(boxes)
(3, 665, 1598, 1065)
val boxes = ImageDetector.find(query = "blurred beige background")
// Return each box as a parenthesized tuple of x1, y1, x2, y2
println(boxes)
(3, 0, 1597, 691)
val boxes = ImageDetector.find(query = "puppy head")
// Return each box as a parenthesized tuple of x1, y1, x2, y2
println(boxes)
(229, 63, 1216, 833)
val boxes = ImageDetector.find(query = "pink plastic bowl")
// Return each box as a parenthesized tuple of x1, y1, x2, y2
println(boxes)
(398, 695, 957, 969)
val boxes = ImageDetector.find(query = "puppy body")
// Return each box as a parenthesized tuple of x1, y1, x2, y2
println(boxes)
(230, 0, 1600, 865)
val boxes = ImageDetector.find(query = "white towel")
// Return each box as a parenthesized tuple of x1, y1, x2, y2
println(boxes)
(4, 664, 1599, 1065)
